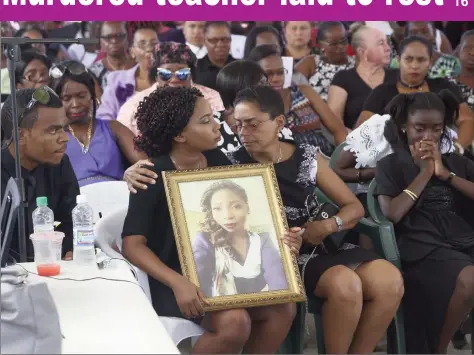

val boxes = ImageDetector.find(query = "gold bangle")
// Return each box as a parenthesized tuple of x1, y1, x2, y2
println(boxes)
(403, 189, 418, 201)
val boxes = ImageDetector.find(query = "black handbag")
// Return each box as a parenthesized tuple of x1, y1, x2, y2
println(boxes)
(305, 194, 349, 254)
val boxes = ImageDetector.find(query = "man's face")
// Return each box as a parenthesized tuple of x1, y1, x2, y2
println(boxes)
(21, 106, 69, 166)
(205, 25, 231, 61)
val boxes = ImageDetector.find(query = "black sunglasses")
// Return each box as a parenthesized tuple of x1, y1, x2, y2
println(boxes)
(2, 86, 59, 149)
(50, 62, 87, 80)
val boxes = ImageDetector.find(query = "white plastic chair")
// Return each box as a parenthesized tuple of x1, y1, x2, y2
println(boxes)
(94, 208, 205, 346)
(80, 181, 130, 223)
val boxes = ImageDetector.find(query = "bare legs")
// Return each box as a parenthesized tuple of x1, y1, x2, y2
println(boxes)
(244, 303, 296, 354)
(194, 309, 251, 354)
(314, 265, 363, 353)
(349, 260, 404, 353)
(314, 260, 404, 354)
(194, 304, 296, 354)
(435, 266, 474, 353)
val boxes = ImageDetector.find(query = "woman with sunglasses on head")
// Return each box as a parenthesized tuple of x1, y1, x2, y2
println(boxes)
(295, 22, 355, 102)
(95, 25, 159, 121)
(374, 90, 474, 354)
(248, 45, 347, 156)
(358, 36, 474, 152)
(121, 86, 300, 354)
(51, 61, 146, 187)
(227, 85, 403, 354)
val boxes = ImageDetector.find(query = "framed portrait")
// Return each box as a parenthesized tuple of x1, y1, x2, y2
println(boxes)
(162, 164, 306, 311)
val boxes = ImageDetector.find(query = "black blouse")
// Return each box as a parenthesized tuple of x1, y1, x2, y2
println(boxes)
(331, 68, 398, 129)
(362, 78, 464, 115)
(375, 150, 474, 263)
(121, 149, 231, 318)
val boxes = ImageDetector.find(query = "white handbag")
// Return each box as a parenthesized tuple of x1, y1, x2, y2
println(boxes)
(1, 265, 62, 354)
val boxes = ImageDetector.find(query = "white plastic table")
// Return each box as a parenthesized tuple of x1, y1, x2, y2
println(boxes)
(20, 261, 180, 354)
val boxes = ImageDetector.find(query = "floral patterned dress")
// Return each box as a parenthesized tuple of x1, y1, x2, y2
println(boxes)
(309, 55, 355, 102)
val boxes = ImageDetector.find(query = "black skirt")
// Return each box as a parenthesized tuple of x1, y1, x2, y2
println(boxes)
(298, 243, 381, 295)
(402, 246, 474, 353)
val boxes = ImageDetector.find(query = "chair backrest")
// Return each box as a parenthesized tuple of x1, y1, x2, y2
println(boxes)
(93, 207, 152, 302)
(80, 181, 129, 223)
(367, 179, 390, 224)
(329, 142, 358, 194)
(329, 142, 347, 170)
(94, 207, 127, 260)
(1, 178, 20, 267)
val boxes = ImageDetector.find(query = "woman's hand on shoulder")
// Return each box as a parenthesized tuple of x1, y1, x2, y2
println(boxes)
(124, 159, 158, 193)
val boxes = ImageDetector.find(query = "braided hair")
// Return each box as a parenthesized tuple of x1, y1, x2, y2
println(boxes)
(134, 86, 203, 157)
(383, 90, 459, 150)
(149, 42, 197, 83)
(200, 180, 249, 257)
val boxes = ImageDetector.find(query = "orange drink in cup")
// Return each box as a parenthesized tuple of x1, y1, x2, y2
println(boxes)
(30, 232, 65, 277)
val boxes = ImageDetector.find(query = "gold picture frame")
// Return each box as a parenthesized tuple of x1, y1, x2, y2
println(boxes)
(162, 163, 306, 311)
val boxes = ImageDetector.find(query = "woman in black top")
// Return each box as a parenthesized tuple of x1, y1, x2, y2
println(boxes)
(121, 86, 300, 354)
(359, 36, 474, 151)
(228, 86, 403, 354)
(327, 25, 397, 130)
(375, 91, 474, 353)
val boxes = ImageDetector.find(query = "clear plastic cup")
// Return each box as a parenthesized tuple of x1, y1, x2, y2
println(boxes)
(30, 232, 65, 276)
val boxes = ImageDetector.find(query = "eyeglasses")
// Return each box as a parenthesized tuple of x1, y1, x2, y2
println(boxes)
(231, 117, 273, 132)
(49, 62, 87, 80)
(205, 37, 231, 45)
(134, 40, 159, 50)
(320, 37, 349, 47)
(101, 33, 127, 43)
(264, 68, 288, 78)
(23, 71, 49, 84)
(157, 68, 192, 82)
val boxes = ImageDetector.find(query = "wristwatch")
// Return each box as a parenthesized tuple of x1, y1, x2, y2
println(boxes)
(332, 216, 343, 232)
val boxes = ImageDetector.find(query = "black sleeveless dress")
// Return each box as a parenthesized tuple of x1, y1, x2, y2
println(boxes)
(228, 141, 379, 294)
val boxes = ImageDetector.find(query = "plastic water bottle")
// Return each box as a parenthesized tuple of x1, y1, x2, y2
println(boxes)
(32, 196, 54, 233)
(72, 195, 96, 268)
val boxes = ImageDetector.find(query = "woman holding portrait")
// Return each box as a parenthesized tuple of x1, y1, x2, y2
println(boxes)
(121, 85, 299, 354)
(125, 85, 404, 353)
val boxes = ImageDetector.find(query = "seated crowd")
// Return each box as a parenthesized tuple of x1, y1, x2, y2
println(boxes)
(2, 20, 474, 354)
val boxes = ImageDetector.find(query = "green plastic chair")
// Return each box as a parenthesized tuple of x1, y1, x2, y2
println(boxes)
(280, 186, 406, 354)
(368, 180, 474, 354)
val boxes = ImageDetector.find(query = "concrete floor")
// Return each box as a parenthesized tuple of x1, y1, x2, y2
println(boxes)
(178, 316, 472, 354)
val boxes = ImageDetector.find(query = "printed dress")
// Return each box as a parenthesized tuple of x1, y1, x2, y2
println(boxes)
(227, 141, 379, 294)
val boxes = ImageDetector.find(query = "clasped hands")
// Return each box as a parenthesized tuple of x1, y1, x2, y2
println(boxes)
(409, 139, 451, 181)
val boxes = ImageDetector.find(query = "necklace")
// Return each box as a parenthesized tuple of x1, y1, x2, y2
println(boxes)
(69, 119, 93, 154)
(250, 143, 283, 164)
(399, 78, 426, 90)
(170, 155, 203, 170)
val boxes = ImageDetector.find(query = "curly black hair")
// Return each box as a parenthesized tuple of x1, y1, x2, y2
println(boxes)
(383, 90, 459, 150)
(200, 180, 249, 257)
(134, 86, 204, 157)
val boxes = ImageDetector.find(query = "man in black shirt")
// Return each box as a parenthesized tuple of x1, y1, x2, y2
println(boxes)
(1, 88, 79, 262)
(195, 22, 235, 91)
